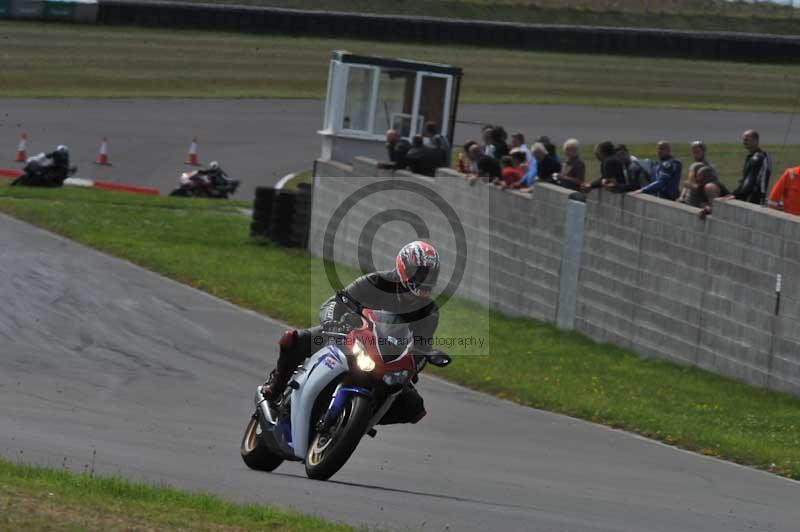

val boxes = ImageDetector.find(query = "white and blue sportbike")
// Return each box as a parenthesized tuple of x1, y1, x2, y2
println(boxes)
(240, 294, 451, 481)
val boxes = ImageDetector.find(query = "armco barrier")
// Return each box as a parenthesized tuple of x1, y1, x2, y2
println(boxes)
(88, 1, 800, 63)
(309, 158, 800, 396)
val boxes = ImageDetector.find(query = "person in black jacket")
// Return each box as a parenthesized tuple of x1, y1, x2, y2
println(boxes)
(733, 129, 771, 206)
(383, 129, 411, 170)
(405, 135, 443, 177)
(261, 241, 442, 424)
(531, 142, 561, 184)
(423, 121, 451, 167)
(582, 141, 627, 193)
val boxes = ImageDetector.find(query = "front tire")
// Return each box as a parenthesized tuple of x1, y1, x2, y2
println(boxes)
(240, 416, 283, 472)
(305, 395, 371, 481)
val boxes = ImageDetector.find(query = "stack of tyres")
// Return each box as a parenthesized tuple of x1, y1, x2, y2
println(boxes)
(250, 187, 275, 239)
(289, 184, 312, 248)
(270, 189, 296, 246)
(250, 185, 312, 247)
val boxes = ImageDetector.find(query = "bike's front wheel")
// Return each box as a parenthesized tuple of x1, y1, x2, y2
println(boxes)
(305, 394, 371, 481)
(240, 415, 284, 472)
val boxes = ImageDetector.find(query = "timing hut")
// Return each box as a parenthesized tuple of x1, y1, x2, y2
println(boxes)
(318, 51, 463, 164)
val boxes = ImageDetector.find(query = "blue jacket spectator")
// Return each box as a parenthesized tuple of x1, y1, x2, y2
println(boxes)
(521, 157, 538, 187)
(640, 141, 682, 200)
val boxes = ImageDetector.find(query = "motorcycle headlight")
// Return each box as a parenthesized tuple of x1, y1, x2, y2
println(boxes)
(356, 352, 375, 372)
(352, 340, 375, 372)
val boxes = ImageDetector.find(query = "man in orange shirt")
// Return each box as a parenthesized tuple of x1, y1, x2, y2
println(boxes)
(769, 166, 800, 216)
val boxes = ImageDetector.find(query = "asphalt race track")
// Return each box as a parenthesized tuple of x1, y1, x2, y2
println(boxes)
(2, 99, 800, 197)
(1, 213, 799, 532)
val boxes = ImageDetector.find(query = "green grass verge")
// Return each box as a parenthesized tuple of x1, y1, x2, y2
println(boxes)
(4, 21, 800, 112)
(0, 180, 798, 481)
(0, 457, 357, 531)
(189, 0, 800, 35)
(282, 170, 313, 190)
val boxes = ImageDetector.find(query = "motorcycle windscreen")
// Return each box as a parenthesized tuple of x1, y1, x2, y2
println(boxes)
(372, 311, 413, 361)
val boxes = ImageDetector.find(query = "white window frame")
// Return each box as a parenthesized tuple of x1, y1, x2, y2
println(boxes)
(412, 71, 453, 138)
(340, 64, 380, 136)
(321, 61, 455, 142)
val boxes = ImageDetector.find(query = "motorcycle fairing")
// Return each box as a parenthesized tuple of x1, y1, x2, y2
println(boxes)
(289, 346, 350, 459)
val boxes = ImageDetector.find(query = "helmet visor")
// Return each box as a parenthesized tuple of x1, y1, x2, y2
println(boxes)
(406, 265, 438, 292)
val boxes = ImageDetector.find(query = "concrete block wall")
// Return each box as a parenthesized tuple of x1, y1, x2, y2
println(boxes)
(576, 190, 800, 395)
(311, 157, 800, 396)
(309, 158, 572, 326)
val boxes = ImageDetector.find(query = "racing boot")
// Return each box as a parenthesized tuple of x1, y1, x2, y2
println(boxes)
(261, 330, 298, 401)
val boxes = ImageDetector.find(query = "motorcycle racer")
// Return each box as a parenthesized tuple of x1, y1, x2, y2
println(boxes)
(262, 241, 441, 425)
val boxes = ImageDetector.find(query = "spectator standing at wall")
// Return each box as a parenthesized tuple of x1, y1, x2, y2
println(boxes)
(637, 141, 682, 200)
(405, 135, 441, 177)
(458, 140, 478, 174)
(733, 129, 771, 205)
(422, 121, 451, 167)
(510, 133, 533, 165)
(465, 143, 501, 184)
(583, 140, 626, 192)
(489, 126, 509, 160)
(481, 126, 495, 159)
(383, 129, 411, 170)
(531, 142, 561, 184)
(679, 162, 708, 205)
(680, 163, 731, 218)
(615, 144, 651, 191)
(769, 165, 800, 216)
(537, 135, 560, 163)
(553, 138, 586, 191)
(499, 155, 523, 188)
(689, 140, 718, 180)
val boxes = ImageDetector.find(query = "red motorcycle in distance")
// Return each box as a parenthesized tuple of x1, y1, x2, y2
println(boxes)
(169, 163, 240, 199)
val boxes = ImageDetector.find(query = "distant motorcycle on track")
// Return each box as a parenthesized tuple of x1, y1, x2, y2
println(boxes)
(169, 162, 240, 199)
(12, 151, 76, 188)
(240, 292, 452, 481)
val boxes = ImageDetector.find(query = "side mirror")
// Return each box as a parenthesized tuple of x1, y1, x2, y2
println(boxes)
(426, 351, 452, 368)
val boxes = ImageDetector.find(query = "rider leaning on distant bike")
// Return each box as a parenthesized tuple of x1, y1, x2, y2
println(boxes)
(262, 241, 441, 425)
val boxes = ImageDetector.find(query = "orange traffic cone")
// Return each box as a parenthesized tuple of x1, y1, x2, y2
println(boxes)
(185, 137, 199, 166)
(15, 133, 27, 162)
(94, 137, 111, 165)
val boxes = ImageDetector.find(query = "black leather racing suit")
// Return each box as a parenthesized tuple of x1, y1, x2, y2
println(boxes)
(274, 270, 439, 424)
(45, 151, 70, 186)
(733, 149, 771, 206)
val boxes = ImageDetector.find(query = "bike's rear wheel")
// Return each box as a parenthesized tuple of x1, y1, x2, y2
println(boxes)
(240, 415, 284, 472)
(305, 395, 371, 481)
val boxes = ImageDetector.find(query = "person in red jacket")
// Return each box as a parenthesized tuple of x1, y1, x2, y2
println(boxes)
(769, 166, 800, 216)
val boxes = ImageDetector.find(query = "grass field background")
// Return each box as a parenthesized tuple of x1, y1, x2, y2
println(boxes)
(186, 0, 800, 35)
(0, 458, 356, 531)
(4, 21, 800, 112)
(0, 183, 798, 480)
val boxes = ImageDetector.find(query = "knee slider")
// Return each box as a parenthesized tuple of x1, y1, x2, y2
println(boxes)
(279, 329, 297, 347)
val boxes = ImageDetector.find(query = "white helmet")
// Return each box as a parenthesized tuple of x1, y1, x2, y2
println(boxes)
(209, 161, 220, 170)
(56, 145, 69, 154)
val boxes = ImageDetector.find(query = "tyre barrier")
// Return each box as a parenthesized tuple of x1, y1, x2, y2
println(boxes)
(92, 1, 800, 64)
(250, 184, 311, 248)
